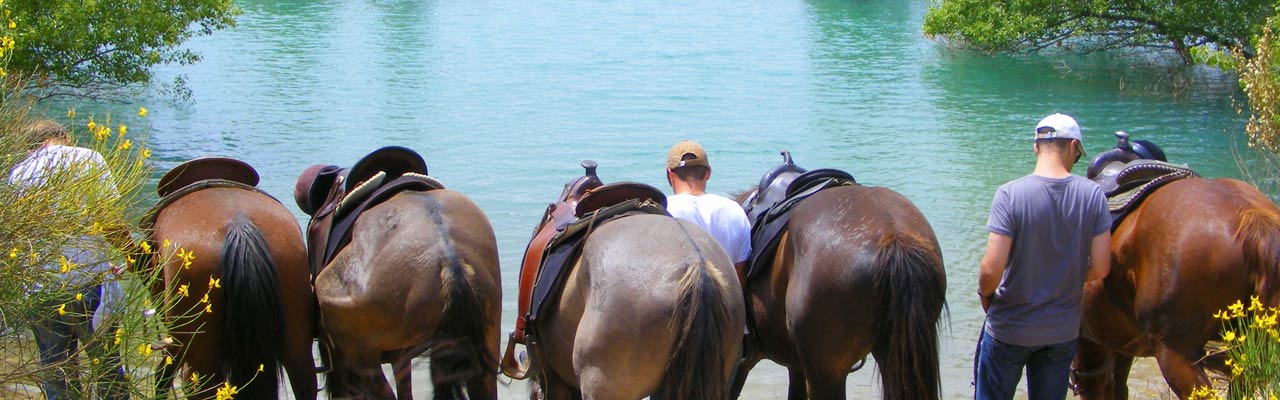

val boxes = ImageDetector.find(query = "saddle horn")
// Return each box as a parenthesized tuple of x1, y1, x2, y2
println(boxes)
(1114, 131, 1132, 151)
(581, 160, 598, 177)
(780, 150, 795, 167)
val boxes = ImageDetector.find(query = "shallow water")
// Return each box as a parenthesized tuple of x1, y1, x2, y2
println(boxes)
(50, 0, 1249, 397)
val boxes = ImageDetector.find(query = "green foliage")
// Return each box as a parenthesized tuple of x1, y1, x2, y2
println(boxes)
(1236, 14, 1280, 154)
(922, 0, 1276, 62)
(5, 0, 238, 100)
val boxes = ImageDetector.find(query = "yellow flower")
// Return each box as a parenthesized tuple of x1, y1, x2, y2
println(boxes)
(204, 303, 213, 313)
(126, 255, 136, 265)
(141, 148, 152, 159)
(1250, 295, 1264, 312)
(1229, 300, 1245, 317)
(138, 343, 152, 357)
(178, 284, 189, 297)
(56, 303, 67, 316)
(7, 20, 14, 29)
(189, 371, 200, 385)
(215, 381, 238, 400)
(163, 239, 171, 248)
(138, 107, 148, 117)
(8, 248, 16, 259)
(139, 241, 152, 254)
(59, 256, 75, 273)
(74, 292, 83, 301)
(117, 124, 127, 137)
(118, 139, 132, 150)
(67, 108, 75, 119)
(87, 120, 96, 131)
(208, 276, 220, 289)
(1224, 331, 1237, 342)
(93, 358, 100, 365)
(165, 355, 173, 365)
(114, 328, 123, 345)
(257, 364, 264, 372)
(200, 292, 209, 304)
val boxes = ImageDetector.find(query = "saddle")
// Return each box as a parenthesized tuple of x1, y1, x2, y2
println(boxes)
(294, 146, 443, 276)
(742, 151, 855, 280)
(502, 161, 669, 379)
(141, 157, 276, 264)
(1087, 132, 1199, 230)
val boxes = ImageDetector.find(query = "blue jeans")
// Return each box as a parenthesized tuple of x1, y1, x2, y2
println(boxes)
(974, 329, 1076, 400)
(32, 284, 129, 400)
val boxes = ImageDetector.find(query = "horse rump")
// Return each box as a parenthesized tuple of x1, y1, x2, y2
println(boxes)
(221, 213, 286, 398)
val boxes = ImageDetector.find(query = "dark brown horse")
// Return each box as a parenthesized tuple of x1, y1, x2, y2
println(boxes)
(517, 167, 744, 400)
(732, 170, 947, 400)
(1074, 138, 1280, 399)
(297, 160, 502, 399)
(146, 158, 317, 399)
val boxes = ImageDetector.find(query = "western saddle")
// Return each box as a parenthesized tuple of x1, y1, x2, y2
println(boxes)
(501, 161, 668, 379)
(1087, 132, 1199, 230)
(741, 151, 855, 280)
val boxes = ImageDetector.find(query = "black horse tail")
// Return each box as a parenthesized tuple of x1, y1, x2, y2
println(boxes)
(659, 259, 731, 400)
(1237, 208, 1280, 306)
(428, 199, 496, 400)
(872, 230, 946, 400)
(220, 214, 285, 399)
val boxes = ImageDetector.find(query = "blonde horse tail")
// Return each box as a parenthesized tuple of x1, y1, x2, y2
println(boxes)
(659, 260, 732, 400)
(1236, 208, 1280, 306)
(872, 230, 946, 400)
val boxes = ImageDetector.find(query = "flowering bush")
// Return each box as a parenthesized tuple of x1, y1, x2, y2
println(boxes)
(1190, 296, 1280, 400)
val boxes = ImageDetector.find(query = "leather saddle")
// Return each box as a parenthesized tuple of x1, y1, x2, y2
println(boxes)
(1087, 132, 1198, 229)
(502, 161, 669, 378)
(141, 157, 277, 264)
(294, 146, 443, 276)
(742, 151, 855, 280)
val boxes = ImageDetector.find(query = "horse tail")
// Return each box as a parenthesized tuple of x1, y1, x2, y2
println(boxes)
(1236, 208, 1280, 306)
(872, 230, 946, 400)
(220, 214, 284, 399)
(430, 254, 496, 399)
(659, 259, 731, 400)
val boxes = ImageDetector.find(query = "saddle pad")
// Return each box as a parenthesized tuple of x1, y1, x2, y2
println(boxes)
(529, 199, 670, 325)
(746, 175, 854, 280)
(1107, 170, 1199, 230)
(156, 157, 259, 198)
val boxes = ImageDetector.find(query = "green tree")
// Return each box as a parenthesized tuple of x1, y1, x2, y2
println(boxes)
(6, 0, 238, 100)
(922, 0, 1275, 63)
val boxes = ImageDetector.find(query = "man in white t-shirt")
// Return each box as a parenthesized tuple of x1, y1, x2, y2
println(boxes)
(664, 140, 752, 286)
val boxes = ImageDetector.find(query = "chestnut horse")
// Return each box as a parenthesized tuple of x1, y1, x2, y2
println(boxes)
(1073, 141, 1280, 399)
(732, 184, 948, 400)
(311, 188, 501, 399)
(520, 173, 744, 399)
(147, 161, 317, 399)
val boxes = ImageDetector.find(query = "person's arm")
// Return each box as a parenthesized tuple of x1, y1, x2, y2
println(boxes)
(1086, 231, 1111, 282)
(978, 232, 1012, 312)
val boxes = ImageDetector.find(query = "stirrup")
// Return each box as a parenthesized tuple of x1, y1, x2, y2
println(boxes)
(501, 332, 538, 379)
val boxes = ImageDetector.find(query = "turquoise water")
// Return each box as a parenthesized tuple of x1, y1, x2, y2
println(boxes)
(54, 0, 1248, 397)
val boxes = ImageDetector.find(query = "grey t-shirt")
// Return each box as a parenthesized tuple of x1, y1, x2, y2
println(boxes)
(985, 174, 1110, 347)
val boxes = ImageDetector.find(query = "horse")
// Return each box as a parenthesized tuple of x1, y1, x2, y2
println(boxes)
(295, 147, 501, 399)
(513, 163, 745, 400)
(144, 157, 317, 399)
(731, 154, 947, 400)
(1072, 133, 1280, 399)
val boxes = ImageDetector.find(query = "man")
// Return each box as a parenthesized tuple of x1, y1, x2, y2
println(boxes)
(974, 113, 1111, 400)
(9, 119, 129, 400)
(664, 140, 752, 284)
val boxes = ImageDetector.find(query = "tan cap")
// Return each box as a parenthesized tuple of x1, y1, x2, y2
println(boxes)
(667, 140, 709, 169)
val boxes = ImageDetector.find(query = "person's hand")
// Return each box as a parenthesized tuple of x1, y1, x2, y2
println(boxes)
(979, 291, 992, 313)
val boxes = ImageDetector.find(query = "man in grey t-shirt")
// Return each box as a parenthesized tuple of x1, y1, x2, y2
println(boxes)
(975, 113, 1111, 400)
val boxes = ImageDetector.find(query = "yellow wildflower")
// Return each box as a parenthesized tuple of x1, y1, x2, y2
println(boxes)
(8, 247, 16, 258)
(59, 256, 74, 273)
(200, 292, 209, 304)
(208, 276, 220, 289)
(93, 358, 100, 365)
(74, 292, 83, 301)
(7, 20, 14, 29)
(204, 303, 213, 313)
(139, 241, 152, 254)
(1224, 331, 1237, 342)
(118, 124, 127, 137)
(1229, 300, 1245, 317)
(126, 255, 136, 265)
(163, 239, 171, 248)
(138, 107, 148, 117)
(215, 382, 238, 400)
(1249, 295, 1264, 312)
(142, 148, 152, 159)
(56, 304, 66, 316)
(138, 343, 152, 357)
(118, 139, 132, 150)
(190, 372, 199, 385)
(178, 284, 189, 297)
(257, 364, 264, 372)
(165, 355, 173, 365)
(67, 108, 75, 119)
(114, 328, 123, 345)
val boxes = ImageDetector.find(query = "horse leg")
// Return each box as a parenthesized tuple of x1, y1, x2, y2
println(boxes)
(729, 354, 761, 400)
(282, 321, 318, 400)
(1109, 354, 1135, 400)
(784, 367, 807, 400)
(392, 352, 412, 400)
(1154, 342, 1210, 399)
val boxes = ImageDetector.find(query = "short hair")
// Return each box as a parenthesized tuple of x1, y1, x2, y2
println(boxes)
(1034, 138, 1074, 152)
(23, 119, 70, 143)
(670, 165, 709, 182)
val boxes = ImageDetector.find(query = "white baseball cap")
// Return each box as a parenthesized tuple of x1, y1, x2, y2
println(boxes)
(1034, 113, 1086, 157)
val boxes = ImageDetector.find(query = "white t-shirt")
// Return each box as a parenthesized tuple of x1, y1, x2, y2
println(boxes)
(666, 193, 752, 263)
(8, 144, 115, 288)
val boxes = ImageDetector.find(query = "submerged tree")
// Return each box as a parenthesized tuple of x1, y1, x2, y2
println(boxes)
(922, 0, 1276, 63)
(5, 0, 238, 100)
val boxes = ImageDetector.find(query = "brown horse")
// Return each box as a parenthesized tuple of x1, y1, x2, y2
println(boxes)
(519, 168, 745, 400)
(308, 185, 501, 399)
(732, 179, 947, 400)
(146, 159, 317, 399)
(1074, 140, 1280, 399)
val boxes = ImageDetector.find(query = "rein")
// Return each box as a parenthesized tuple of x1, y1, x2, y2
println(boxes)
(1069, 354, 1115, 397)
